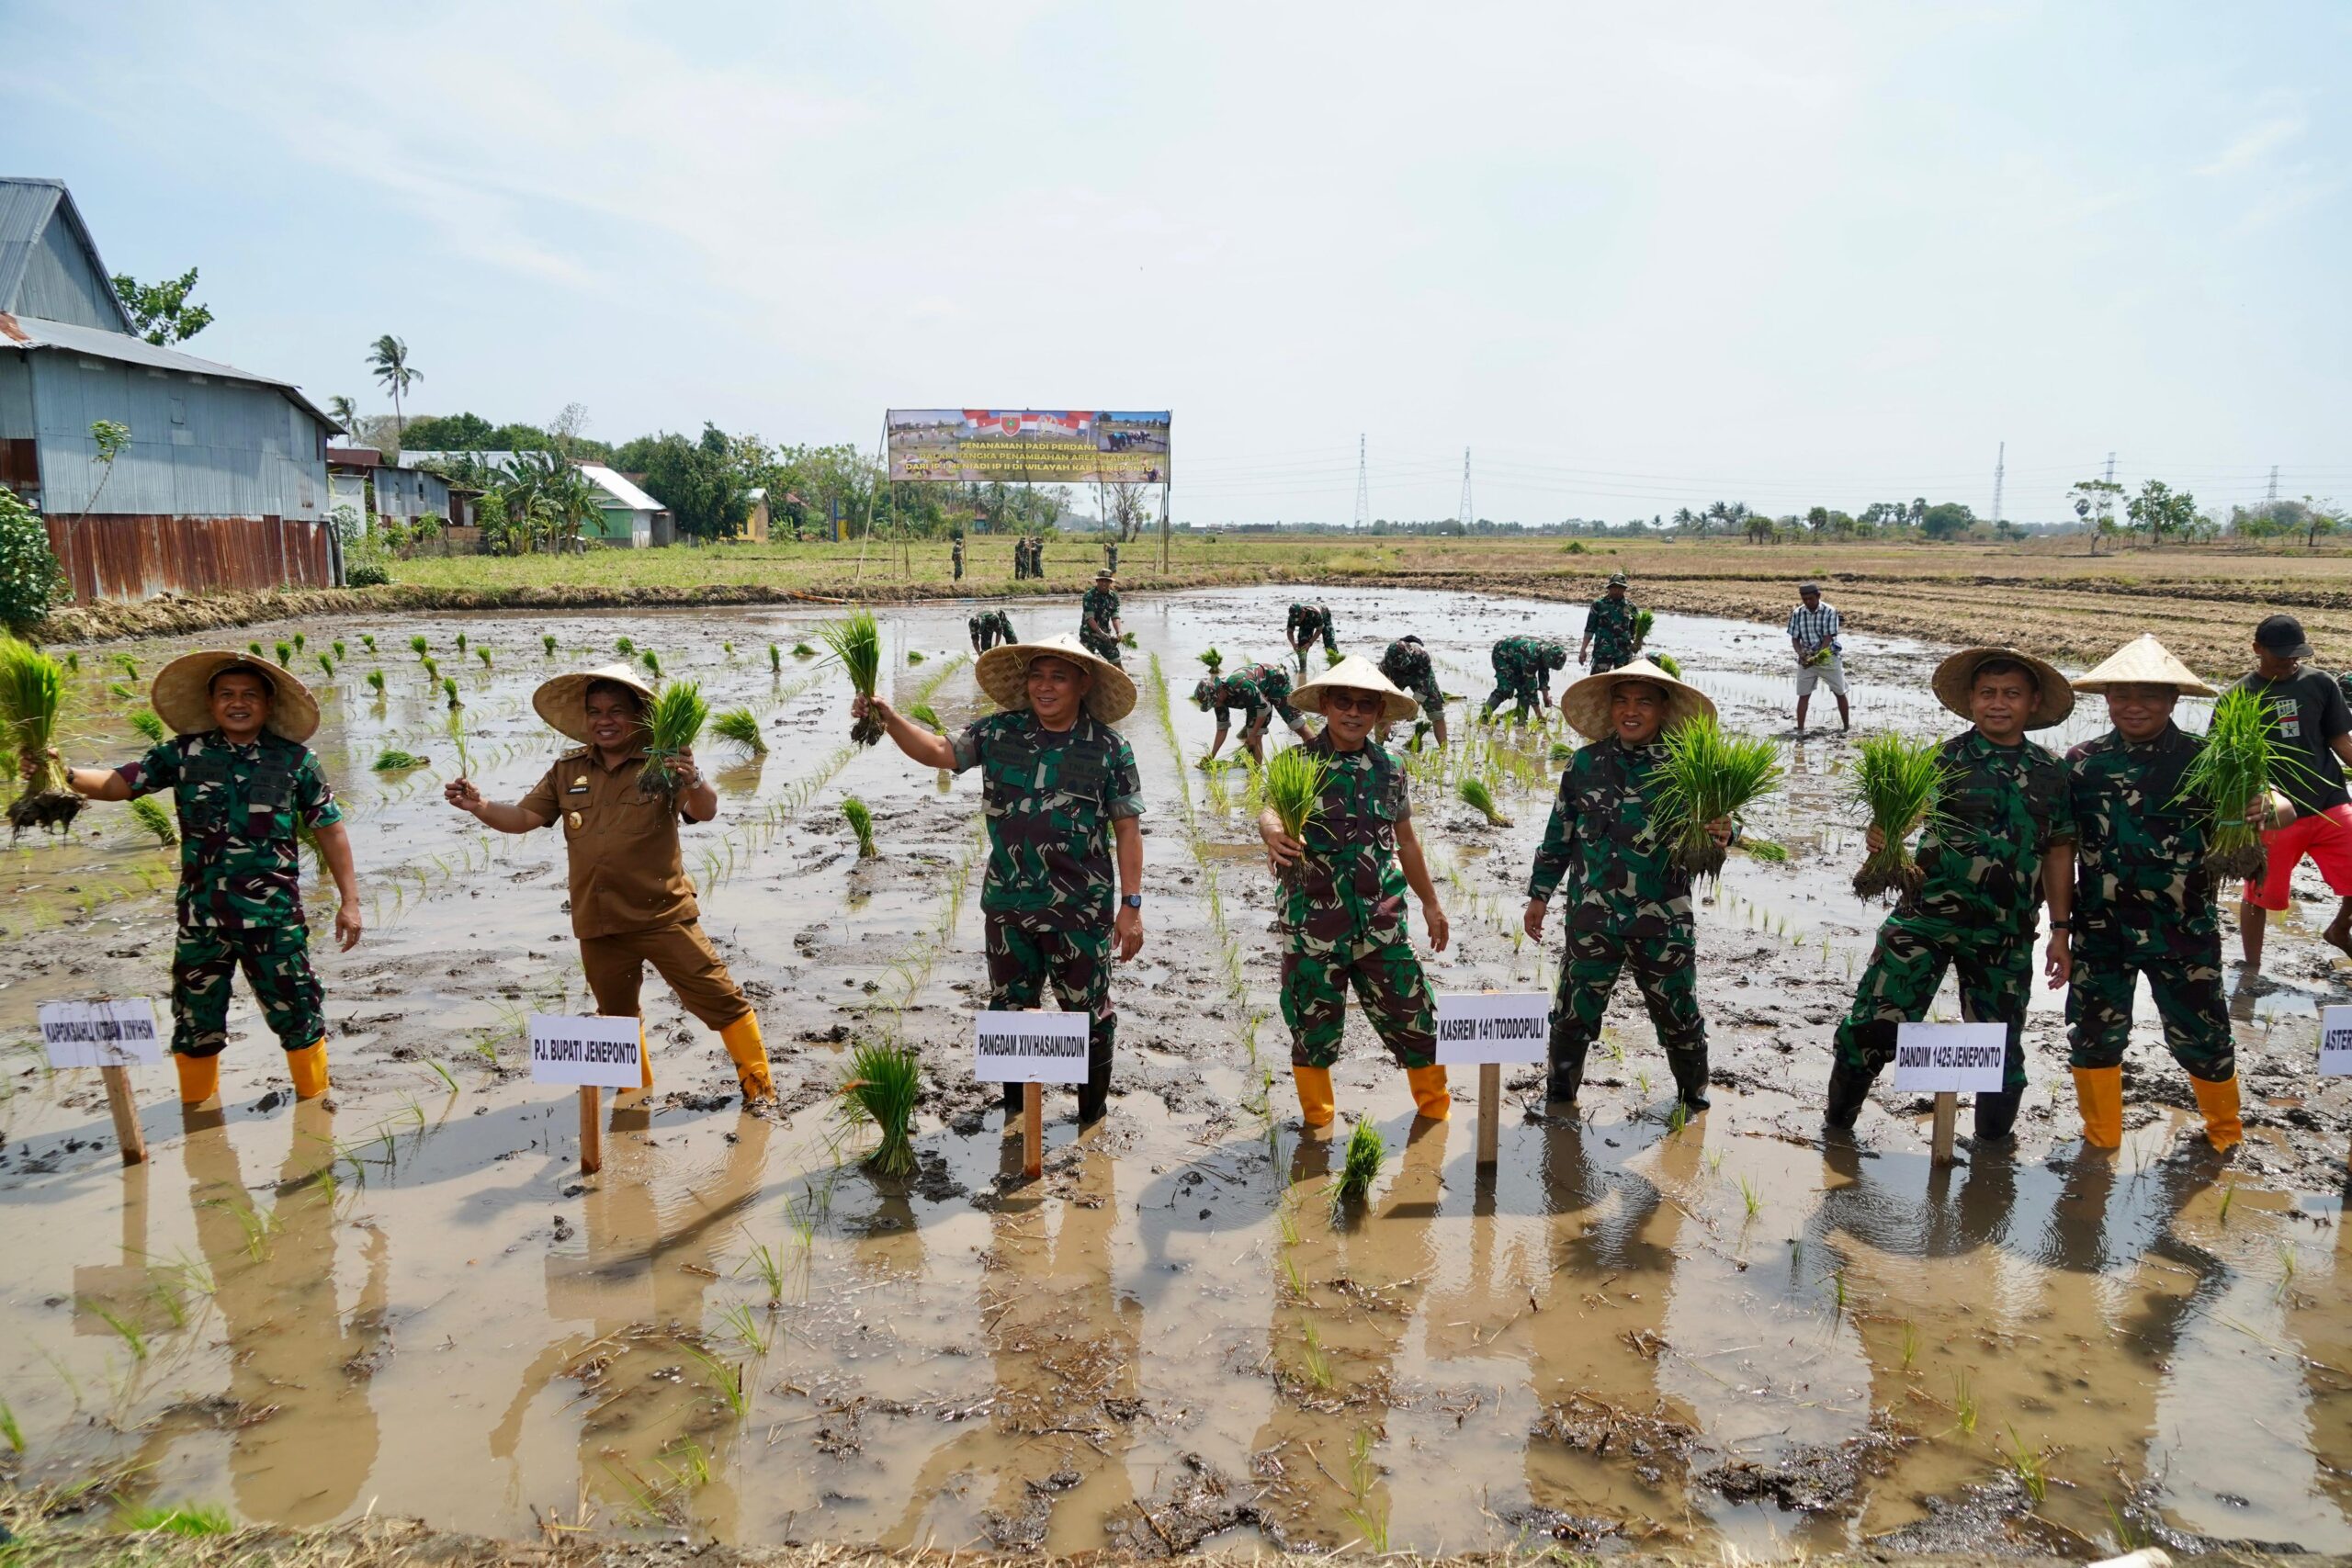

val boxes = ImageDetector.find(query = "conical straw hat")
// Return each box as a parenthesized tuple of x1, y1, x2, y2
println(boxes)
(1290, 655, 1419, 725)
(2069, 633, 2216, 697)
(974, 633, 1137, 723)
(1559, 656, 1716, 740)
(151, 651, 320, 743)
(533, 663, 658, 744)
(1930, 647, 2074, 728)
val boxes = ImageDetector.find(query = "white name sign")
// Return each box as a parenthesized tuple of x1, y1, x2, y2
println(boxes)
(38, 999, 164, 1069)
(1892, 1021, 2007, 1095)
(528, 1014, 644, 1088)
(975, 1010, 1091, 1084)
(1434, 992, 1551, 1066)
(2322, 1006, 2352, 1077)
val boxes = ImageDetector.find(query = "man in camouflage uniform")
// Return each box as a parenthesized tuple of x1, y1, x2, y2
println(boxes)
(1286, 601, 1339, 671)
(2064, 635, 2257, 1152)
(860, 633, 1144, 1123)
(1481, 634, 1569, 723)
(1579, 573, 1638, 673)
(1379, 636, 1447, 748)
(951, 534, 965, 581)
(1828, 649, 2077, 1142)
(1080, 569, 1124, 665)
(1525, 657, 1729, 1113)
(1193, 660, 1307, 764)
(1257, 656, 1453, 1126)
(968, 608, 1016, 654)
(53, 653, 361, 1106)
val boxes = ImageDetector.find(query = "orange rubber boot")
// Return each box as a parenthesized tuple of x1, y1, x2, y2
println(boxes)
(175, 1052, 220, 1106)
(286, 1039, 330, 1100)
(1293, 1066, 1336, 1130)
(1406, 1065, 1451, 1121)
(719, 1014, 773, 1100)
(639, 1023, 653, 1092)
(2070, 1066, 2122, 1149)
(2190, 1074, 2242, 1153)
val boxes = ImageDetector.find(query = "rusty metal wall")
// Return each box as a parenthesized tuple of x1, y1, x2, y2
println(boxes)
(41, 513, 334, 603)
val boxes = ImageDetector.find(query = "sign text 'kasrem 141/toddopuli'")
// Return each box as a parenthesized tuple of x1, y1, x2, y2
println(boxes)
(1891, 1021, 2007, 1095)
(37, 998, 164, 1069)
(2322, 1005, 2352, 1077)
(1433, 993, 1551, 1066)
(527, 1014, 645, 1089)
(974, 1010, 1091, 1085)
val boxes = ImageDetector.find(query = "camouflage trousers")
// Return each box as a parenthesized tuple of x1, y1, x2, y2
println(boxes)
(2065, 942, 2233, 1080)
(985, 913, 1114, 1116)
(1482, 676, 1545, 721)
(1080, 629, 1124, 666)
(1281, 917, 1438, 1070)
(1549, 921, 1706, 1074)
(1833, 911, 2030, 1093)
(172, 924, 324, 1058)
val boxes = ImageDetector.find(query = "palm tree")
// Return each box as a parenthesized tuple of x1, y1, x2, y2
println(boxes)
(368, 336, 421, 446)
(326, 395, 359, 437)
(1671, 506, 1696, 533)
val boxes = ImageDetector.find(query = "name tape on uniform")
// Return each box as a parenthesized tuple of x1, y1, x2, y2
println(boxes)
(528, 1013, 644, 1088)
(1891, 1021, 2007, 1095)
(37, 999, 164, 1069)
(2322, 1005, 2352, 1077)
(1434, 992, 1550, 1066)
(974, 1010, 1091, 1084)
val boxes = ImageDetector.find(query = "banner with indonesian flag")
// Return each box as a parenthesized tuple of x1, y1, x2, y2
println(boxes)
(887, 409, 1171, 484)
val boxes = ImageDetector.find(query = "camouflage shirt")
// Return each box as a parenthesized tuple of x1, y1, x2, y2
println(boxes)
(1583, 595, 1637, 666)
(1495, 635, 1568, 685)
(118, 730, 345, 931)
(1080, 584, 1121, 634)
(1379, 639, 1436, 697)
(2065, 724, 2213, 954)
(1201, 669, 1270, 725)
(953, 710, 1143, 929)
(1285, 732, 1410, 939)
(1907, 729, 2076, 939)
(1287, 602, 1330, 640)
(1527, 735, 1690, 935)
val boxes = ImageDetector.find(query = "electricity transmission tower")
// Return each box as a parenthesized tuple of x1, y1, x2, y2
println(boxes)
(2268, 466, 2280, 507)
(1457, 448, 1473, 531)
(2104, 452, 2117, 485)
(1354, 434, 1370, 529)
(1991, 441, 2005, 527)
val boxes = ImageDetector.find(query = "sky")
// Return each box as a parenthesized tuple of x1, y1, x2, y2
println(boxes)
(7, 1, 2349, 526)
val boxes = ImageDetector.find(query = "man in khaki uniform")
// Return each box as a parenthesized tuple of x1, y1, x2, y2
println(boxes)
(443, 664, 774, 1100)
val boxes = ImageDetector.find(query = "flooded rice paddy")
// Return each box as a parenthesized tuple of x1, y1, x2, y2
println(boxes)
(2, 585, 2349, 1557)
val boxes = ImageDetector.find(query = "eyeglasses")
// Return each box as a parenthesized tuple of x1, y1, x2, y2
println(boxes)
(1323, 692, 1385, 715)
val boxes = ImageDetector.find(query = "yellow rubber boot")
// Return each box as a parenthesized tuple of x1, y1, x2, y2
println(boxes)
(174, 1052, 220, 1106)
(286, 1039, 330, 1101)
(2070, 1066, 2122, 1149)
(2190, 1074, 2242, 1153)
(719, 1014, 773, 1100)
(1406, 1065, 1451, 1122)
(1293, 1066, 1336, 1130)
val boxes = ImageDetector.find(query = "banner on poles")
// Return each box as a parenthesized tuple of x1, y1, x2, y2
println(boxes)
(1891, 1021, 2007, 1094)
(528, 1014, 644, 1088)
(974, 1010, 1092, 1084)
(888, 410, 1171, 484)
(2322, 1005, 2352, 1077)
(38, 999, 164, 1069)
(1434, 992, 1551, 1066)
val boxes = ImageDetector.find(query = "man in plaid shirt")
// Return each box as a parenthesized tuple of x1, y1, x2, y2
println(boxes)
(1788, 582, 1850, 734)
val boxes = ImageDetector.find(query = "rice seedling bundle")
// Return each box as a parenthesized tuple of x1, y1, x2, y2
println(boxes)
(372, 749, 427, 773)
(1458, 775, 1512, 827)
(293, 633, 306, 653)
(361, 635, 377, 653)
(908, 649, 926, 665)
(365, 670, 385, 695)
(476, 648, 492, 669)
(1549, 740, 1575, 762)
(247, 641, 264, 658)
(1122, 632, 1138, 649)
(1263, 745, 1332, 846)
(640, 649, 661, 679)
(791, 641, 817, 659)
(333, 640, 346, 660)
(441, 676, 461, 709)
(641, 680, 707, 795)
(711, 705, 767, 756)
(1407, 718, 1431, 753)
(616, 636, 635, 656)
(64, 650, 79, 672)
(1652, 716, 1782, 882)
(906, 702, 945, 734)
(1198, 647, 1223, 672)
(108, 680, 134, 700)
(822, 611, 885, 746)
(842, 795, 877, 858)
(453, 631, 466, 654)
(1633, 609, 1656, 644)
(116, 653, 139, 679)
(2178, 688, 2305, 881)
(317, 655, 334, 679)
(542, 633, 558, 656)
(130, 796, 175, 846)
(841, 1041, 920, 1176)
(1, 636, 77, 836)
(1849, 733, 1950, 899)
(767, 643, 781, 673)
(274, 641, 292, 666)
(421, 656, 439, 682)
(130, 707, 166, 744)
(410, 635, 429, 659)
(1653, 652, 1683, 679)
(449, 708, 474, 781)
(1323, 645, 1342, 667)
(1334, 1120, 1385, 1213)
(723, 642, 735, 656)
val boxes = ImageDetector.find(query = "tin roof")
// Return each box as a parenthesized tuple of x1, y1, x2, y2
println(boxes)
(0, 178, 135, 333)
(579, 464, 664, 513)
(0, 309, 338, 430)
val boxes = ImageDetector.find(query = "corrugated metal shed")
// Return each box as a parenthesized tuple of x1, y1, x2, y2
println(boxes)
(0, 180, 135, 333)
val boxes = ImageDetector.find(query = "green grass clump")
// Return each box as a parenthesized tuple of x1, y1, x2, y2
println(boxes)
(130, 707, 167, 744)
(842, 795, 877, 858)
(2, 635, 78, 838)
(1653, 716, 1782, 882)
(1458, 775, 1511, 827)
(1850, 733, 1951, 898)
(121, 1502, 234, 1537)
(712, 705, 767, 756)
(1264, 744, 1332, 845)
(1334, 1120, 1384, 1213)
(2179, 687, 2305, 881)
(841, 1041, 920, 1176)
(643, 681, 707, 793)
(372, 749, 427, 773)
(822, 610, 884, 745)
(130, 796, 176, 845)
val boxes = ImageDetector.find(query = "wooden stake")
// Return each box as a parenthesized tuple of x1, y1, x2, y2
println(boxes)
(579, 1087, 602, 1175)
(100, 1065, 144, 1167)
(1930, 1091, 1958, 1166)
(1023, 1081, 1043, 1179)
(1476, 1063, 1501, 1167)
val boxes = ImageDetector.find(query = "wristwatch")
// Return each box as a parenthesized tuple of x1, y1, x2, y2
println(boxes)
(1121, 894, 1144, 909)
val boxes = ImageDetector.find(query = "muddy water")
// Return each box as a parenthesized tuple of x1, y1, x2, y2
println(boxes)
(3, 586, 2349, 1555)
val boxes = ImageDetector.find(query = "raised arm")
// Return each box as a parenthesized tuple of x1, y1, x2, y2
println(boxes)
(444, 777, 554, 835)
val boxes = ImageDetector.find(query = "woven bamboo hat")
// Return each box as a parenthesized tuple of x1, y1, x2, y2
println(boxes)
(1291, 655, 1419, 725)
(532, 663, 658, 744)
(975, 633, 1136, 723)
(1560, 656, 1716, 740)
(1931, 646, 2074, 728)
(2070, 634, 2216, 697)
(151, 651, 319, 743)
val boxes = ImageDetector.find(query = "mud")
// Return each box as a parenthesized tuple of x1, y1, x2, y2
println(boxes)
(2, 586, 2349, 1560)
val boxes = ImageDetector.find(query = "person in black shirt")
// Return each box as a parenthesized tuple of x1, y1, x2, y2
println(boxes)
(2236, 615, 2352, 973)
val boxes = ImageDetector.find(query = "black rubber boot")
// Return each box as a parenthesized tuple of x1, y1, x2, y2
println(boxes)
(1077, 1036, 1113, 1124)
(1546, 1039, 1589, 1105)
(1972, 1085, 2024, 1143)
(1669, 1055, 1712, 1113)
(1824, 1061, 1873, 1131)
(1001, 1080, 1024, 1119)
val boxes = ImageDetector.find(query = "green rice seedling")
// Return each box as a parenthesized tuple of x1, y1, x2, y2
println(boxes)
(424, 1057, 459, 1094)
(2003, 1425, 2048, 1503)
(842, 795, 877, 858)
(740, 1240, 786, 1301)
(274, 640, 292, 666)
(542, 633, 558, 656)
(2105, 1499, 2153, 1552)
(840, 1040, 921, 1176)
(317, 654, 334, 679)
(2277, 1241, 2300, 1296)
(2, 636, 79, 837)
(723, 641, 735, 656)
(641, 681, 707, 795)
(129, 796, 175, 846)
(1333, 1119, 1384, 1213)
(64, 649, 79, 671)
(2179, 687, 2306, 880)
(1654, 715, 1781, 882)
(453, 631, 466, 655)
(1653, 651, 1684, 679)
(1743, 837, 1790, 862)
(1302, 1321, 1334, 1389)
(768, 642, 782, 672)
(366, 670, 385, 696)
(448, 708, 474, 781)
(718, 1301, 773, 1357)
(122, 1502, 234, 1536)
(1280, 1250, 1307, 1300)
(1900, 1319, 1919, 1370)
(1952, 1372, 1978, 1435)
(821, 610, 884, 745)
(906, 702, 945, 734)
(1457, 775, 1511, 827)
(0, 1395, 21, 1453)
(361, 634, 376, 654)
(907, 649, 925, 665)
(1265, 744, 1332, 849)
(247, 641, 264, 657)
(679, 1344, 750, 1422)
(332, 639, 346, 660)
(1850, 732, 1951, 899)
(410, 635, 429, 659)
(791, 641, 816, 659)
(712, 705, 767, 756)
(1198, 647, 1223, 672)
(476, 647, 492, 670)
(441, 676, 461, 709)
(292, 632, 306, 653)
(372, 748, 426, 773)
(2217, 1180, 2235, 1224)
(421, 656, 438, 682)
(1343, 1500, 1391, 1553)
(1324, 645, 1342, 667)
(115, 652, 140, 679)
(107, 679, 136, 700)
(130, 707, 167, 744)
(640, 649, 661, 680)
(85, 1300, 148, 1360)
(1633, 608, 1656, 645)
(1549, 739, 1574, 762)
(616, 635, 634, 656)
